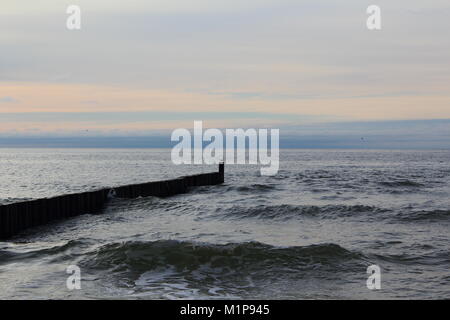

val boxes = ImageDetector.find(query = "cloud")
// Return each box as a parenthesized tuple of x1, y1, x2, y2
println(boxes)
(0, 96, 18, 103)
(1, 0, 449, 136)
(80, 100, 99, 105)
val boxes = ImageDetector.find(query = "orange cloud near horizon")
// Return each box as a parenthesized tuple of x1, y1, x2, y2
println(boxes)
(1, 82, 450, 132)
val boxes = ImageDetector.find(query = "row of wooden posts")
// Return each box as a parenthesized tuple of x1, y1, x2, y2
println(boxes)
(0, 163, 224, 240)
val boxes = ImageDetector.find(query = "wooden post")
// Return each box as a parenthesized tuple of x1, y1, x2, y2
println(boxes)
(218, 162, 225, 183)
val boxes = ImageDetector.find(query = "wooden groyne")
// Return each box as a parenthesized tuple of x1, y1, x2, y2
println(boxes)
(0, 163, 224, 240)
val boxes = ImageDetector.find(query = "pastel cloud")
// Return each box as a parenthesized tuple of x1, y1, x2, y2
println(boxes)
(0, 0, 449, 135)
(0, 96, 18, 103)
(1, 83, 450, 124)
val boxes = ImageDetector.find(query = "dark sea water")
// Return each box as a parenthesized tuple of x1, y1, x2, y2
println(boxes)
(0, 148, 449, 299)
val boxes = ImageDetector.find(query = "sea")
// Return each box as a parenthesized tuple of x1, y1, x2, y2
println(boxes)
(0, 148, 449, 299)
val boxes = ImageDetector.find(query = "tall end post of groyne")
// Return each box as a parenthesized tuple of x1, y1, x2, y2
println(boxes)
(219, 162, 225, 184)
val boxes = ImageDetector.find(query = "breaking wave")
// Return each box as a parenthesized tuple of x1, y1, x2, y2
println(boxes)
(80, 240, 368, 275)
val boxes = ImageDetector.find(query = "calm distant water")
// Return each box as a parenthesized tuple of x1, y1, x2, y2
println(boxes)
(0, 148, 449, 299)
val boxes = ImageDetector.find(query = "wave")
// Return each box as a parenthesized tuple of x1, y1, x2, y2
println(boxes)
(214, 204, 390, 221)
(373, 249, 450, 266)
(80, 240, 367, 275)
(396, 209, 450, 222)
(213, 204, 450, 223)
(379, 180, 424, 188)
(0, 239, 94, 265)
(231, 184, 276, 193)
(0, 197, 34, 206)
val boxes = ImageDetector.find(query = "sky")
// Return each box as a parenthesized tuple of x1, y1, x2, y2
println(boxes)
(0, 0, 449, 146)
